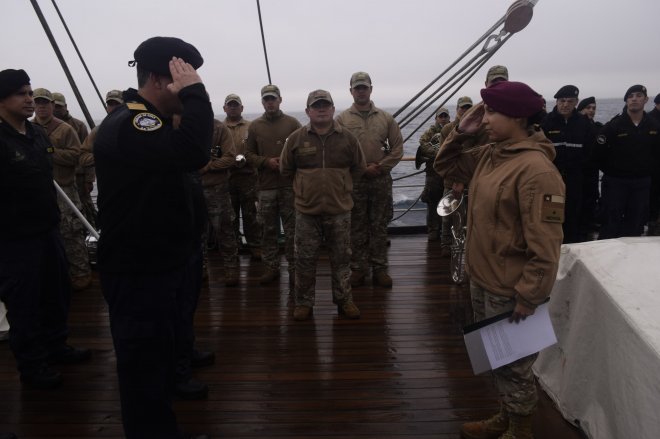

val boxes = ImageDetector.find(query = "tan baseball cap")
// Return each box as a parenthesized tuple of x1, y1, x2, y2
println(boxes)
(224, 93, 242, 105)
(457, 96, 473, 108)
(52, 92, 66, 106)
(33, 88, 53, 101)
(350, 71, 372, 88)
(261, 84, 281, 98)
(435, 107, 450, 117)
(486, 65, 509, 84)
(105, 90, 124, 104)
(306, 89, 334, 107)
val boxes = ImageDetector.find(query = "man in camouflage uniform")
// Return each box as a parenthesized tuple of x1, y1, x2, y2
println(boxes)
(245, 85, 301, 289)
(336, 72, 403, 288)
(416, 107, 450, 241)
(53, 92, 96, 228)
(280, 90, 366, 321)
(32, 88, 90, 291)
(200, 118, 240, 286)
(224, 94, 261, 259)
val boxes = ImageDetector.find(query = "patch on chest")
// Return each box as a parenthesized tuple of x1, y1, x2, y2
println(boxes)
(132, 113, 163, 132)
(297, 142, 317, 156)
(542, 194, 564, 223)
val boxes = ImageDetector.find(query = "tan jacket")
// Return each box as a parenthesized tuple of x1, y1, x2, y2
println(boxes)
(224, 117, 254, 176)
(434, 118, 490, 188)
(79, 126, 97, 182)
(245, 110, 301, 190)
(280, 121, 366, 215)
(435, 128, 565, 307)
(335, 102, 403, 172)
(61, 113, 89, 143)
(200, 119, 236, 186)
(32, 117, 81, 186)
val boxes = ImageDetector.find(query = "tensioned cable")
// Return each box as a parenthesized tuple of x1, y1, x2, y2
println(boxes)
(256, 0, 272, 85)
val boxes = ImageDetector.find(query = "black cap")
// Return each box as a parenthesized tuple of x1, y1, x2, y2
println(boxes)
(624, 84, 647, 101)
(130, 36, 203, 76)
(655, 93, 660, 105)
(0, 69, 30, 100)
(554, 85, 579, 99)
(577, 96, 595, 112)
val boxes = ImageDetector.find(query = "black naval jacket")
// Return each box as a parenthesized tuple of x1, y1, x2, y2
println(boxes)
(94, 84, 213, 273)
(594, 111, 660, 178)
(0, 118, 60, 240)
(541, 108, 596, 172)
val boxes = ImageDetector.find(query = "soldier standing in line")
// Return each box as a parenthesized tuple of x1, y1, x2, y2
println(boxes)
(200, 118, 240, 286)
(0, 69, 91, 390)
(52, 92, 89, 142)
(94, 37, 212, 439)
(31, 87, 91, 291)
(224, 94, 262, 259)
(416, 107, 451, 242)
(577, 96, 603, 239)
(245, 85, 301, 290)
(336, 72, 404, 288)
(281, 90, 366, 321)
(541, 85, 596, 243)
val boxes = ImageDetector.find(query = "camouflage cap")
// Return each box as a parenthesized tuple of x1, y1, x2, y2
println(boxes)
(224, 93, 242, 105)
(105, 90, 124, 104)
(261, 84, 281, 98)
(486, 65, 509, 84)
(52, 92, 66, 106)
(33, 87, 53, 102)
(457, 96, 473, 108)
(350, 71, 372, 88)
(435, 107, 450, 117)
(306, 89, 334, 107)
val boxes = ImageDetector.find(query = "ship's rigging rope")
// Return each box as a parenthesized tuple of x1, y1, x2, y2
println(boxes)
(256, 0, 273, 85)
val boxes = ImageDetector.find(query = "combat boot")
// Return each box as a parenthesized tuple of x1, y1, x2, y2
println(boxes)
(350, 270, 365, 287)
(498, 413, 533, 439)
(258, 267, 280, 284)
(71, 274, 92, 291)
(337, 301, 360, 319)
(293, 305, 312, 321)
(460, 407, 509, 439)
(224, 268, 239, 287)
(373, 270, 393, 288)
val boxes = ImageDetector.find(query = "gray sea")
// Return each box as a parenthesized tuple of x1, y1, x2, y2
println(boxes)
(244, 98, 644, 227)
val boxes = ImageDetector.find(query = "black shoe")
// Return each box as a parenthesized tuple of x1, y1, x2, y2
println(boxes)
(188, 435, 210, 439)
(0, 433, 18, 439)
(174, 378, 209, 400)
(20, 366, 63, 389)
(49, 345, 92, 365)
(191, 350, 215, 368)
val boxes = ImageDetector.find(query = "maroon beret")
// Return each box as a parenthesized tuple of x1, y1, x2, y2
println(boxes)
(480, 81, 544, 118)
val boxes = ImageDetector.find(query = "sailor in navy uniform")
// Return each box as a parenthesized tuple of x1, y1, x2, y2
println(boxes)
(93, 37, 213, 439)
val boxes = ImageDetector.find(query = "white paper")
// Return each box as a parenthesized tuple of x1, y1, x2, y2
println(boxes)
(464, 302, 557, 374)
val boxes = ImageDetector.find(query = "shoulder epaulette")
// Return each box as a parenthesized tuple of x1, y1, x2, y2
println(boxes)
(127, 102, 148, 111)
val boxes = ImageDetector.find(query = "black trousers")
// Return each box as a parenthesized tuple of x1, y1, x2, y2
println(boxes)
(0, 228, 70, 377)
(100, 266, 186, 439)
(176, 246, 204, 382)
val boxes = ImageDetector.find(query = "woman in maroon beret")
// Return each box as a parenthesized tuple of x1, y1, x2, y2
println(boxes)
(436, 81, 565, 438)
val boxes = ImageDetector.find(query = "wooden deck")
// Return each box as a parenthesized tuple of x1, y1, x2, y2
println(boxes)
(0, 235, 584, 438)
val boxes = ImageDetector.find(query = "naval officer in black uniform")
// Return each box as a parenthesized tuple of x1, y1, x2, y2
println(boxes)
(94, 37, 213, 439)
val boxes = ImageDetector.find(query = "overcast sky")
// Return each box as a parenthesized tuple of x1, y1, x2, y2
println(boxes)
(3, 0, 660, 120)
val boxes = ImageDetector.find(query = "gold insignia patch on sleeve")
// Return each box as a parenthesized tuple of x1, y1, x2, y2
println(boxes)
(542, 194, 564, 223)
(126, 102, 147, 111)
(132, 113, 163, 132)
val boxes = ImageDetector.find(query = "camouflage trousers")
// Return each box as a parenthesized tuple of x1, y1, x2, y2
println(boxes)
(423, 172, 444, 240)
(203, 182, 239, 269)
(351, 173, 393, 274)
(470, 281, 538, 416)
(76, 173, 97, 229)
(294, 211, 352, 307)
(56, 184, 91, 279)
(257, 188, 295, 271)
(229, 173, 261, 249)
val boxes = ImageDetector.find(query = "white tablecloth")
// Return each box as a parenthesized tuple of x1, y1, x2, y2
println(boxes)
(534, 237, 660, 439)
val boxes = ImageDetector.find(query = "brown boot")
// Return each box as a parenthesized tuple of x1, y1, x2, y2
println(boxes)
(499, 414, 533, 439)
(337, 301, 360, 319)
(460, 407, 509, 439)
(258, 268, 280, 284)
(224, 269, 239, 287)
(293, 305, 312, 321)
(373, 271, 392, 288)
(71, 274, 92, 291)
(350, 270, 365, 287)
